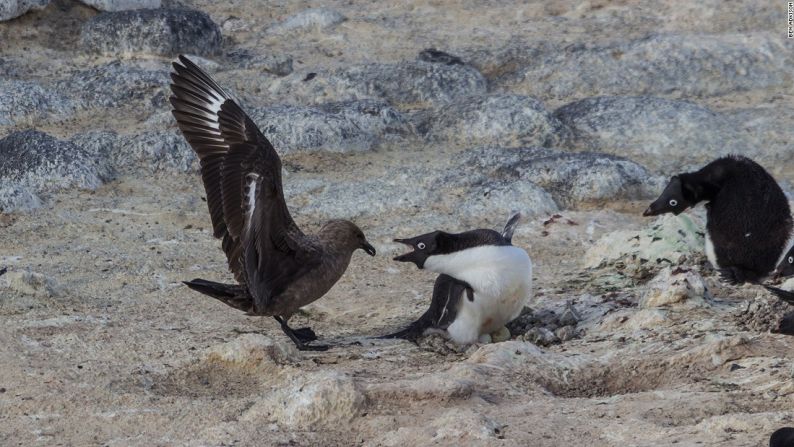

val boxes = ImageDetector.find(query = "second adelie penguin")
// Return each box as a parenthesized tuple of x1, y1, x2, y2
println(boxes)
(644, 155, 793, 285)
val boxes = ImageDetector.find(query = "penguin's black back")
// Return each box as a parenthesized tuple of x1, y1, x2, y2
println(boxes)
(689, 156, 792, 281)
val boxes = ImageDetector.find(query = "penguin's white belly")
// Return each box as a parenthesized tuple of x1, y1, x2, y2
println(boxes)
(705, 231, 719, 267)
(424, 245, 533, 345)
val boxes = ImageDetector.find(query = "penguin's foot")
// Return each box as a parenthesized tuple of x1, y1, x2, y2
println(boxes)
(718, 267, 748, 285)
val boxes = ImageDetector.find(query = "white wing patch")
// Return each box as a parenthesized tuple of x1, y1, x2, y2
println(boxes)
(205, 93, 224, 131)
(244, 173, 259, 231)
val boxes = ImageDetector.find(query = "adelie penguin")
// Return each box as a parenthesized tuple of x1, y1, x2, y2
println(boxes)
(644, 155, 793, 285)
(169, 56, 376, 351)
(770, 427, 794, 447)
(385, 213, 531, 344)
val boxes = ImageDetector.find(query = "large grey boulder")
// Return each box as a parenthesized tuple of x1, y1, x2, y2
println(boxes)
(70, 130, 196, 174)
(447, 146, 659, 209)
(723, 106, 794, 167)
(0, 0, 48, 22)
(80, 8, 222, 56)
(0, 130, 110, 212)
(0, 79, 76, 127)
(55, 62, 169, 111)
(78, 0, 160, 11)
(554, 96, 745, 171)
(268, 60, 487, 107)
(507, 33, 790, 101)
(423, 94, 568, 148)
(249, 99, 412, 153)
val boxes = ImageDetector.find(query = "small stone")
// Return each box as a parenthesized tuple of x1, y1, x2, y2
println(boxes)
(555, 325, 576, 342)
(522, 327, 559, 346)
(640, 266, 710, 309)
(490, 326, 512, 343)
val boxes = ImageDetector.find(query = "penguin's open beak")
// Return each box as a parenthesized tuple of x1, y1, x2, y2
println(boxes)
(392, 238, 413, 262)
(362, 241, 377, 256)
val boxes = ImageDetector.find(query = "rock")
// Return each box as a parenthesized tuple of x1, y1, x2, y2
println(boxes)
(71, 130, 196, 174)
(244, 371, 364, 429)
(555, 325, 576, 342)
(0, 79, 76, 127)
(521, 327, 560, 346)
(225, 49, 294, 76)
(509, 33, 790, 101)
(584, 213, 705, 278)
(78, 0, 160, 11)
(203, 334, 299, 372)
(555, 96, 745, 171)
(267, 8, 346, 34)
(422, 94, 567, 148)
(249, 100, 411, 153)
(80, 8, 222, 56)
(448, 146, 659, 209)
(735, 292, 794, 334)
(291, 178, 428, 220)
(723, 107, 794, 167)
(0, 270, 61, 297)
(558, 303, 580, 327)
(458, 178, 559, 219)
(268, 60, 487, 107)
(373, 409, 504, 446)
(417, 48, 465, 66)
(640, 266, 710, 308)
(490, 326, 511, 343)
(0, 0, 48, 22)
(56, 62, 169, 112)
(0, 130, 109, 212)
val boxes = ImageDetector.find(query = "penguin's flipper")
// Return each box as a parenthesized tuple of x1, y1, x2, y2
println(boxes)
(501, 212, 522, 244)
(380, 274, 465, 340)
(764, 285, 794, 305)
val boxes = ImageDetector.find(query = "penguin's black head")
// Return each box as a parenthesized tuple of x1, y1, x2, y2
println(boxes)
(773, 246, 794, 279)
(393, 231, 443, 269)
(643, 176, 696, 217)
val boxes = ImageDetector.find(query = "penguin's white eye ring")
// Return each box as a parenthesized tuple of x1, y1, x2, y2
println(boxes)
(668, 199, 678, 207)
(417, 242, 426, 250)
(789, 256, 793, 264)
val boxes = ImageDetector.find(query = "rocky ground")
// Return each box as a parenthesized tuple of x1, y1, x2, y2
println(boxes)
(1, 0, 793, 445)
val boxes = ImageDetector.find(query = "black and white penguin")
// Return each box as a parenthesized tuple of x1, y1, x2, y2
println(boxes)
(385, 213, 531, 344)
(643, 156, 793, 285)
(770, 427, 794, 447)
